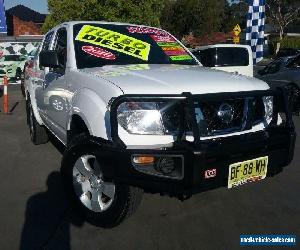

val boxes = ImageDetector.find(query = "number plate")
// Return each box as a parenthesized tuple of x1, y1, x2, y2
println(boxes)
(228, 156, 268, 189)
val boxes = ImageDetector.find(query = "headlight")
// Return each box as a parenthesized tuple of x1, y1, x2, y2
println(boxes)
(117, 102, 165, 135)
(263, 96, 273, 124)
(117, 101, 183, 135)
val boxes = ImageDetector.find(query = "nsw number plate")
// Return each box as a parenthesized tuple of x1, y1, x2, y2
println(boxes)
(228, 156, 268, 189)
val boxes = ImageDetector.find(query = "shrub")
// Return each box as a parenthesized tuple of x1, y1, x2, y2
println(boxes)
(269, 37, 300, 55)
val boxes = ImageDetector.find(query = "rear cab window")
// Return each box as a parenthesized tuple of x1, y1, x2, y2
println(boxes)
(215, 47, 249, 67)
(194, 47, 249, 67)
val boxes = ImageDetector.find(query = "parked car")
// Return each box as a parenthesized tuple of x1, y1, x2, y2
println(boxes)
(25, 21, 296, 228)
(0, 54, 27, 81)
(21, 47, 41, 97)
(0, 66, 5, 79)
(257, 54, 300, 113)
(257, 55, 300, 91)
(190, 44, 253, 77)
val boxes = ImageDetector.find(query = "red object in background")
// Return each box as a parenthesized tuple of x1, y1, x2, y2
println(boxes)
(0, 51, 3, 58)
(182, 32, 234, 47)
(3, 75, 9, 113)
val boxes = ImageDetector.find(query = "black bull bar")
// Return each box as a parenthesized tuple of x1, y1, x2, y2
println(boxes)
(109, 88, 295, 149)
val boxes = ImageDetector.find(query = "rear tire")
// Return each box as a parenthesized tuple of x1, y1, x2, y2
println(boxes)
(26, 99, 49, 145)
(61, 134, 143, 228)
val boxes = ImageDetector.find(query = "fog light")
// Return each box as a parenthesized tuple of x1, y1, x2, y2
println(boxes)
(132, 156, 155, 165)
(155, 157, 175, 175)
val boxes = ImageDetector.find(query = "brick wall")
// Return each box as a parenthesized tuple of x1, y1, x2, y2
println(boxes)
(12, 16, 42, 36)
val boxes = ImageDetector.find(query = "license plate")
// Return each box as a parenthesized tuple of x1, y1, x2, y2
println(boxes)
(228, 156, 268, 189)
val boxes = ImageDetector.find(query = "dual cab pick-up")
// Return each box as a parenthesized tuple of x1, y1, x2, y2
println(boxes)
(25, 21, 296, 227)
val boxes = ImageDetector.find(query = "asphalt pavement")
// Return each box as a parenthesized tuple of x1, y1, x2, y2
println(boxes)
(0, 86, 299, 250)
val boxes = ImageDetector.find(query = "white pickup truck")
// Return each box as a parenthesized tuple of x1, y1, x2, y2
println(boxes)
(25, 21, 296, 228)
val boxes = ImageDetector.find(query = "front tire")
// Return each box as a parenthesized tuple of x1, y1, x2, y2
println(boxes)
(61, 134, 143, 228)
(26, 99, 49, 145)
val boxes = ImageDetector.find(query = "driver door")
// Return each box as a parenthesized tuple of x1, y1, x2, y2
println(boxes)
(42, 27, 69, 142)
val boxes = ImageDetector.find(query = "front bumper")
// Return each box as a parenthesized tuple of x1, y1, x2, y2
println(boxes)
(95, 89, 297, 198)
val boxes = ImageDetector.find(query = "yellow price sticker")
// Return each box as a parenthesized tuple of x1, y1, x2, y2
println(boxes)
(75, 25, 151, 61)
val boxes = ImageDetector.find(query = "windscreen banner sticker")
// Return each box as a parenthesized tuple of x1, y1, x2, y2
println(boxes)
(170, 55, 193, 61)
(155, 40, 193, 61)
(76, 25, 150, 61)
(161, 46, 185, 51)
(150, 34, 176, 43)
(127, 26, 169, 36)
(82, 46, 116, 60)
(164, 50, 187, 56)
(94, 64, 150, 77)
(158, 42, 182, 47)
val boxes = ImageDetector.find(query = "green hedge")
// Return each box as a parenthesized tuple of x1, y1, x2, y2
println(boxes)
(269, 37, 300, 55)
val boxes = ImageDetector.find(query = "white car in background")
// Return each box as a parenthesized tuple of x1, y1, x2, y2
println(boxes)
(191, 44, 253, 77)
(0, 54, 27, 81)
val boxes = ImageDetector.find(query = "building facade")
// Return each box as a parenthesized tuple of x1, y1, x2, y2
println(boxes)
(5, 5, 47, 36)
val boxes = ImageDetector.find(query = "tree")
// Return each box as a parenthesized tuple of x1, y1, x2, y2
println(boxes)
(42, 0, 164, 33)
(222, 0, 248, 32)
(266, 0, 300, 39)
(160, 0, 225, 38)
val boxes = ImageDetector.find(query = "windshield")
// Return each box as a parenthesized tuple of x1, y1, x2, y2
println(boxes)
(73, 23, 198, 69)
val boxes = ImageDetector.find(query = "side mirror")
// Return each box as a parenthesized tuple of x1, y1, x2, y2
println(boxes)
(39, 50, 60, 68)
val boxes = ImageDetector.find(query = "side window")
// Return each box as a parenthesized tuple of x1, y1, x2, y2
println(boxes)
(53, 28, 68, 73)
(40, 33, 53, 70)
(42, 32, 54, 51)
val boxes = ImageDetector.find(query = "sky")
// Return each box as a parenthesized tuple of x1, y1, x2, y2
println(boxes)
(4, 0, 48, 14)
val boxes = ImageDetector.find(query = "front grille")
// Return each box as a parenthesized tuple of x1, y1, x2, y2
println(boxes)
(194, 97, 265, 137)
(158, 97, 265, 137)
